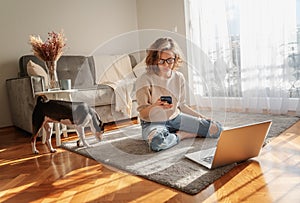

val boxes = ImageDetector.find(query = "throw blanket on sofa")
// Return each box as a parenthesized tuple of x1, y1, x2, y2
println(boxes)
(94, 54, 136, 117)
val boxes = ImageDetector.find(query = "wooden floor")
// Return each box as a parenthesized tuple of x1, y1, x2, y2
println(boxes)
(0, 119, 300, 203)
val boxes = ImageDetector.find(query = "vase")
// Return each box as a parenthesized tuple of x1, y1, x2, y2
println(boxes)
(45, 60, 60, 90)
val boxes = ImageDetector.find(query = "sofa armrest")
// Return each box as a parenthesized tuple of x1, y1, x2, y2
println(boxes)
(6, 76, 44, 133)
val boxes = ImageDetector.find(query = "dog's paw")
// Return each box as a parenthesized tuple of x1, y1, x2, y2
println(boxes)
(95, 132, 103, 141)
(77, 139, 90, 148)
(76, 140, 82, 147)
(33, 150, 39, 154)
(95, 134, 103, 141)
(50, 149, 57, 153)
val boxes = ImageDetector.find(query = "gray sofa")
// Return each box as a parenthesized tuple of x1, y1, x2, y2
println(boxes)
(6, 54, 140, 133)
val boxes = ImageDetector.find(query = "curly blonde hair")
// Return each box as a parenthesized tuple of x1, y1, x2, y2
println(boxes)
(145, 38, 183, 74)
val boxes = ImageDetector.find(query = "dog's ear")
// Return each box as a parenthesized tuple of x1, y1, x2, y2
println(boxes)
(41, 95, 49, 102)
(37, 95, 49, 103)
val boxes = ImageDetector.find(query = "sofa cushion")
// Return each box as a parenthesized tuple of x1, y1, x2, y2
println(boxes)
(94, 54, 135, 85)
(71, 85, 115, 107)
(132, 57, 147, 78)
(56, 56, 95, 89)
(19, 55, 95, 89)
(27, 60, 49, 89)
(19, 55, 45, 77)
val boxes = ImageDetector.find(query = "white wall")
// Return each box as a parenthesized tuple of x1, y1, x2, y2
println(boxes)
(136, 0, 186, 52)
(136, 0, 186, 35)
(135, 0, 189, 89)
(0, 0, 187, 128)
(0, 0, 138, 127)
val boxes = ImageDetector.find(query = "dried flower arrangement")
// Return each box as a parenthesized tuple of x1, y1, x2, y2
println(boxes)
(29, 30, 67, 62)
(29, 30, 67, 89)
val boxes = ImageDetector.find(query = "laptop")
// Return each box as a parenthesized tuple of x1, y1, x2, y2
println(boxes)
(185, 120, 272, 169)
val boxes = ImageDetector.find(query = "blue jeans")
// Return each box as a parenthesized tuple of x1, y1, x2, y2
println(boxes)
(140, 113, 223, 152)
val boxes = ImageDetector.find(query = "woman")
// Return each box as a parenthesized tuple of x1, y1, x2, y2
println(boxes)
(135, 37, 222, 152)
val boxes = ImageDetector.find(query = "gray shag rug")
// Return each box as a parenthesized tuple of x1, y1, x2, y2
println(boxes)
(61, 112, 299, 195)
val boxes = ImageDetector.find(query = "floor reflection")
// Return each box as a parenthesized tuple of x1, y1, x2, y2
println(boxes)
(212, 160, 272, 202)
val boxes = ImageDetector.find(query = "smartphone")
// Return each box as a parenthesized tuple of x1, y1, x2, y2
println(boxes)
(160, 96, 172, 104)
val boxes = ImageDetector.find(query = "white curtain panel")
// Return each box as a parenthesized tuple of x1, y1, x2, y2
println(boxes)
(185, 0, 300, 115)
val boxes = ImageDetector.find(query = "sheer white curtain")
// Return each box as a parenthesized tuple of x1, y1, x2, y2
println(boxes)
(185, 0, 232, 110)
(240, 0, 297, 114)
(185, 0, 300, 115)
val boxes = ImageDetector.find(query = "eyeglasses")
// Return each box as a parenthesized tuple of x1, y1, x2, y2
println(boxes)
(157, 58, 176, 65)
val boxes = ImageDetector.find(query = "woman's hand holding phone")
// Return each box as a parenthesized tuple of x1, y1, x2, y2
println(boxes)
(159, 96, 173, 109)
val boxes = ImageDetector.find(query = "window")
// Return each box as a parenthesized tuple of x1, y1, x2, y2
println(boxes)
(185, 0, 300, 113)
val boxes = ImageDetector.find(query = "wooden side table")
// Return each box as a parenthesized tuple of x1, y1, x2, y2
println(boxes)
(34, 89, 78, 146)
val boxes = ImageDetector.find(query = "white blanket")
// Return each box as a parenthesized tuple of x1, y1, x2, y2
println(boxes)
(94, 54, 136, 117)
